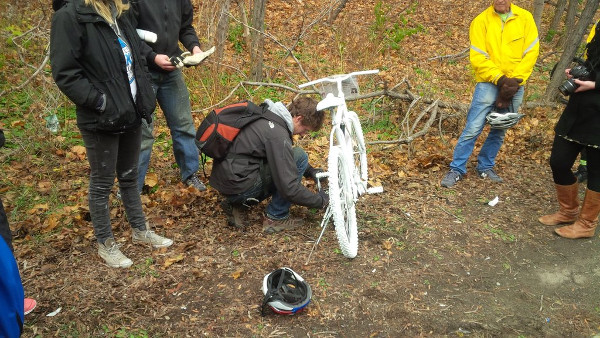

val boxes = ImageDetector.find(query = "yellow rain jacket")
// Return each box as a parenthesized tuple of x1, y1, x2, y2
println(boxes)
(469, 3, 539, 85)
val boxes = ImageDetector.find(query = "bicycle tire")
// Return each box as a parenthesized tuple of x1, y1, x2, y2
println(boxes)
(328, 145, 358, 258)
(345, 111, 368, 184)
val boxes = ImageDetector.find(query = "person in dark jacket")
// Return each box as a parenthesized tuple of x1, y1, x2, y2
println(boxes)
(539, 21, 600, 239)
(130, 0, 208, 193)
(210, 97, 329, 233)
(50, 0, 173, 268)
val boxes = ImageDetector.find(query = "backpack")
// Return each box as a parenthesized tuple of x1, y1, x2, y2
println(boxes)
(195, 100, 282, 160)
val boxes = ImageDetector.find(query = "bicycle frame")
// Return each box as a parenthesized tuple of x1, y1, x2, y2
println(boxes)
(300, 70, 380, 260)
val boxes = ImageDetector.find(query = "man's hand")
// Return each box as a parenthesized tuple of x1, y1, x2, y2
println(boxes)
(496, 76, 523, 109)
(154, 54, 176, 71)
(304, 165, 324, 182)
(319, 190, 329, 209)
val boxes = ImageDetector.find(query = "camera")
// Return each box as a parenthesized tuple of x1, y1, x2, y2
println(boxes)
(558, 65, 591, 96)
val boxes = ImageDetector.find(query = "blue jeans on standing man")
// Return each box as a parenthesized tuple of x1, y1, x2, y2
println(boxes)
(138, 69, 199, 191)
(225, 147, 309, 220)
(449, 82, 525, 175)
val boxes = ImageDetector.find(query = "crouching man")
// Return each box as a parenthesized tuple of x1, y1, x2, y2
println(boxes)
(210, 97, 329, 233)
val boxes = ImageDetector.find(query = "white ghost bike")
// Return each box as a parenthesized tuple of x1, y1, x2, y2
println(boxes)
(299, 70, 382, 259)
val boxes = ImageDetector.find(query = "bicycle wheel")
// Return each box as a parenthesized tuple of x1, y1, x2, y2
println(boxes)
(328, 145, 358, 258)
(345, 111, 368, 185)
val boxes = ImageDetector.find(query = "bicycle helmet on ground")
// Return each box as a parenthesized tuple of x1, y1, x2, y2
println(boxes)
(486, 110, 525, 129)
(261, 267, 312, 316)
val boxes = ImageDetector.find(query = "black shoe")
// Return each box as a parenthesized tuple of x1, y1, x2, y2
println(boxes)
(220, 199, 247, 229)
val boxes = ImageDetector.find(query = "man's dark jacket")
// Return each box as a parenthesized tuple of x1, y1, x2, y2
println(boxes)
(130, 0, 201, 72)
(50, 0, 155, 132)
(209, 110, 324, 209)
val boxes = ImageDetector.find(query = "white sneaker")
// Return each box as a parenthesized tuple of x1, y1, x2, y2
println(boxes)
(132, 228, 173, 248)
(98, 238, 133, 268)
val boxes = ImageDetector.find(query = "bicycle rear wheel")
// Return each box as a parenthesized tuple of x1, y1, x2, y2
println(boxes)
(328, 145, 358, 258)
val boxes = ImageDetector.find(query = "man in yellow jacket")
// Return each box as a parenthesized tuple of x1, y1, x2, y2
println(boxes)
(441, 0, 539, 188)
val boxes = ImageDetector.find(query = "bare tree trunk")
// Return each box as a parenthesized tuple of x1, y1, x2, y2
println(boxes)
(557, 0, 580, 48)
(533, 0, 545, 31)
(328, 0, 349, 24)
(215, 0, 232, 61)
(548, 0, 568, 39)
(544, 0, 600, 102)
(250, 0, 266, 81)
(235, 0, 251, 47)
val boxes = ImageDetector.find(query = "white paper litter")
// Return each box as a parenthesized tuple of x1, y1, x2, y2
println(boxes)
(47, 307, 62, 317)
(488, 196, 499, 206)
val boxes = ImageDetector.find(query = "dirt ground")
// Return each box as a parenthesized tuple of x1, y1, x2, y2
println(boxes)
(12, 145, 600, 337)
(4, 0, 600, 336)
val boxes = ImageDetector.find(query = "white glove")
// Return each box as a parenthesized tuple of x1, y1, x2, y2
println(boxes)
(182, 46, 215, 66)
(169, 52, 190, 69)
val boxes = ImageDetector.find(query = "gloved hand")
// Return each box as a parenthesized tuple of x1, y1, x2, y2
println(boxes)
(169, 52, 190, 69)
(495, 76, 523, 109)
(182, 46, 215, 66)
(304, 164, 325, 182)
(319, 190, 329, 209)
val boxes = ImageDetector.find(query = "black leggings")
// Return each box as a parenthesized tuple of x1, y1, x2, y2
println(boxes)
(550, 135, 600, 191)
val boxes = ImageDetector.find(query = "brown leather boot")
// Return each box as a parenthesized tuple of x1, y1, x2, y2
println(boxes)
(538, 183, 579, 225)
(555, 189, 600, 239)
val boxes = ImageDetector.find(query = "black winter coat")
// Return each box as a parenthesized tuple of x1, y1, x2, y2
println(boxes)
(130, 0, 200, 72)
(555, 23, 600, 146)
(50, 0, 155, 132)
(209, 112, 324, 209)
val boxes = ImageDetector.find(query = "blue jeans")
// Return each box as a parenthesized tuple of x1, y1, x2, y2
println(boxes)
(449, 82, 525, 175)
(225, 147, 309, 220)
(80, 127, 146, 244)
(138, 69, 199, 191)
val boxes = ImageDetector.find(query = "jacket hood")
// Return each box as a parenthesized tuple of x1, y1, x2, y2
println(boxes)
(263, 99, 294, 133)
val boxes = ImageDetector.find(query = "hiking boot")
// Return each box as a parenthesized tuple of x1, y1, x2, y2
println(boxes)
(440, 170, 463, 188)
(98, 238, 133, 268)
(185, 174, 207, 191)
(220, 199, 247, 229)
(574, 164, 588, 183)
(132, 227, 173, 248)
(24, 298, 36, 315)
(477, 168, 503, 182)
(262, 216, 304, 234)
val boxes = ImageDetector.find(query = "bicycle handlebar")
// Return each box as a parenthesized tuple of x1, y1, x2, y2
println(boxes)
(299, 69, 379, 89)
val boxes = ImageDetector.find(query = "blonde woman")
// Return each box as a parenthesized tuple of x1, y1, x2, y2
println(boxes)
(50, 0, 172, 268)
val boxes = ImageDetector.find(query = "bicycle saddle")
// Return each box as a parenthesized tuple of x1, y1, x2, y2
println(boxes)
(316, 93, 345, 111)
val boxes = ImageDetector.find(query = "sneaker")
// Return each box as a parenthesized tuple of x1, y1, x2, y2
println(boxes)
(574, 164, 587, 183)
(440, 170, 463, 188)
(132, 227, 173, 248)
(98, 238, 133, 268)
(262, 216, 304, 234)
(220, 199, 247, 229)
(185, 174, 207, 191)
(477, 168, 503, 182)
(24, 298, 36, 315)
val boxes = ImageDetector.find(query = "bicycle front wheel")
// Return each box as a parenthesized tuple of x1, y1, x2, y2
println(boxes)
(346, 111, 368, 185)
(328, 145, 358, 258)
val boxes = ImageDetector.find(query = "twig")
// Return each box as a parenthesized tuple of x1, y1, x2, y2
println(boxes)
(0, 48, 50, 99)
(428, 47, 469, 61)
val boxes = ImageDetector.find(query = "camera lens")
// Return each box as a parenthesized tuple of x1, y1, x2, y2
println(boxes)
(558, 79, 578, 96)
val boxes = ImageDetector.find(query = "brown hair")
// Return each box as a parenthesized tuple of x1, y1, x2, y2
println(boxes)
(288, 97, 325, 131)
